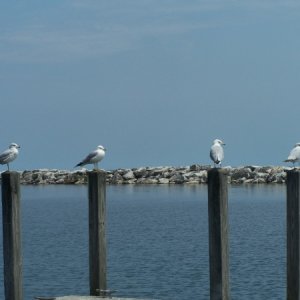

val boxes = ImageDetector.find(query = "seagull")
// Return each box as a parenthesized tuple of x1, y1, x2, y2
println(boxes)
(210, 139, 225, 168)
(0, 143, 21, 171)
(75, 145, 106, 170)
(284, 143, 300, 166)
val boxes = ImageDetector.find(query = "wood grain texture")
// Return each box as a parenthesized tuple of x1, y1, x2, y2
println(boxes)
(88, 171, 107, 296)
(1, 171, 23, 300)
(207, 169, 230, 300)
(286, 170, 300, 300)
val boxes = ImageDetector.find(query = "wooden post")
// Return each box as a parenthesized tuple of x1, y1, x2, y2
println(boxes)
(286, 170, 300, 300)
(1, 171, 23, 300)
(207, 168, 230, 300)
(88, 170, 107, 296)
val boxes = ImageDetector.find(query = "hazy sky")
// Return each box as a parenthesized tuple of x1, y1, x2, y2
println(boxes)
(1, 0, 300, 170)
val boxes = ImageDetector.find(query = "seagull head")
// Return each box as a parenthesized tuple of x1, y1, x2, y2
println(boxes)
(213, 139, 225, 146)
(97, 145, 106, 151)
(9, 143, 20, 149)
(295, 143, 300, 147)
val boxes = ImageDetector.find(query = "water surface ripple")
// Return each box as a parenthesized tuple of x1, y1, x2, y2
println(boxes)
(0, 184, 285, 299)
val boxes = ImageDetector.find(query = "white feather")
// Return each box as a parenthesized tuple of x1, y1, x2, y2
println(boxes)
(210, 139, 225, 166)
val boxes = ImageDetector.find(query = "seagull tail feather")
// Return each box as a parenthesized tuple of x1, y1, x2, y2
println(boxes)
(75, 162, 84, 168)
(284, 159, 294, 162)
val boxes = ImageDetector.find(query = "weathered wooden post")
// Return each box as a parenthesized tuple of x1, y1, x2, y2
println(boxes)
(207, 168, 230, 300)
(286, 169, 300, 300)
(1, 171, 23, 300)
(88, 170, 107, 296)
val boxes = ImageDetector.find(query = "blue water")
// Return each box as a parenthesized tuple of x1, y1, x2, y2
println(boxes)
(0, 184, 285, 300)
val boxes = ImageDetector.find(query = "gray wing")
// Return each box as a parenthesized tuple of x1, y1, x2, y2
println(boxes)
(0, 149, 12, 164)
(210, 145, 224, 163)
(78, 150, 98, 165)
(209, 148, 216, 162)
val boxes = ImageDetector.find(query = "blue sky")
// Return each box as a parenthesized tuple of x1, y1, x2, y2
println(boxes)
(1, 1, 300, 170)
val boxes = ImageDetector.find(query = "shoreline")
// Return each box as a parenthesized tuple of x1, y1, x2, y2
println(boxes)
(0, 164, 293, 185)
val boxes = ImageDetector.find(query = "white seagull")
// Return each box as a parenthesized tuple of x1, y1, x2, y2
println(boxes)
(284, 143, 300, 166)
(210, 139, 225, 168)
(0, 143, 21, 171)
(75, 145, 106, 170)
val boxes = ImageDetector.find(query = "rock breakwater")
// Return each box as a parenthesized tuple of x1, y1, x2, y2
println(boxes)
(0, 165, 293, 185)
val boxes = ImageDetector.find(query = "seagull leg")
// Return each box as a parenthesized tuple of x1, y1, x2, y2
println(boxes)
(7, 163, 9, 171)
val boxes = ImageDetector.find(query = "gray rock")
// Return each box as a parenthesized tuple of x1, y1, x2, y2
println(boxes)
(125, 179, 137, 184)
(123, 171, 135, 180)
(189, 164, 210, 171)
(255, 166, 273, 173)
(12, 165, 292, 185)
(149, 167, 169, 176)
(193, 171, 207, 178)
(186, 180, 200, 184)
(189, 164, 201, 171)
(133, 168, 148, 178)
(158, 178, 169, 184)
(231, 168, 252, 180)
(114, 168, 129, 175)
(137, 178, 158, 184)
(169, 173, 185, 184)
(255, 172, 269, 179)
(161, 171, 172, 178)
(111, 173, 123, 184)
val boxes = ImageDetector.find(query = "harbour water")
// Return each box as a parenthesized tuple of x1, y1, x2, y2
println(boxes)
(0, 184, 285, 300)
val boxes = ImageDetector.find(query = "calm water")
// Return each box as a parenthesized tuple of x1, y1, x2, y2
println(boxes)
(0, 184, 285, 300)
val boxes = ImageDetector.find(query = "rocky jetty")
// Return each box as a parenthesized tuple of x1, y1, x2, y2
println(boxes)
(0, 165, 293, 185)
